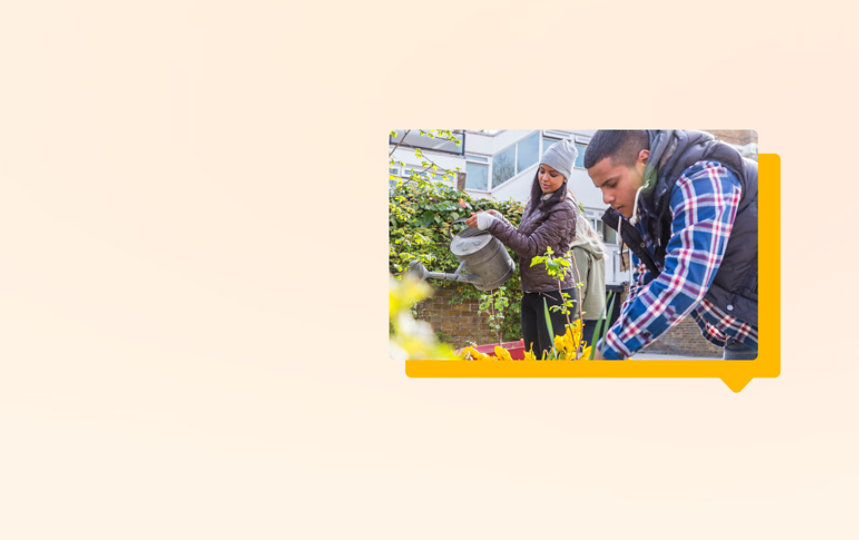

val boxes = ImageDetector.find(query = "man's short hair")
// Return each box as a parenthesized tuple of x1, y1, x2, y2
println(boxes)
(583, 130, 650, 169)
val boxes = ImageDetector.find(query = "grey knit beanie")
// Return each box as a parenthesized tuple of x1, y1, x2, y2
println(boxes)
(540, 139, 577, 180)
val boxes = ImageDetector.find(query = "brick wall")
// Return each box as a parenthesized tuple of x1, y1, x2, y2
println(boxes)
(640, 317, 723, 357)
(703, 129, 758, 146)
(414, 285, 499, 348)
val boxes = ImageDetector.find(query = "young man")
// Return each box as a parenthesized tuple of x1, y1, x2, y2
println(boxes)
(584, 130, 758, 360)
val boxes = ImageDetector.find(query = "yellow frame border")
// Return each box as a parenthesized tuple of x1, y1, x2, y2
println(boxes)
(405, 154, 781, 392)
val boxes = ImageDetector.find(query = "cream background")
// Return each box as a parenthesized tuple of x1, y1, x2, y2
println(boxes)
(0, 1, 854, 538)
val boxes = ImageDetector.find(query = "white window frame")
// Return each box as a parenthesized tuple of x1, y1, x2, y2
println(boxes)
(490, 130, 540, 191)
(464, 158, 491, 193)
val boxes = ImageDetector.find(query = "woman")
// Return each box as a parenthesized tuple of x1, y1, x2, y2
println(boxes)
(568, 197, 607, 346)
(465, 140, 578, 357)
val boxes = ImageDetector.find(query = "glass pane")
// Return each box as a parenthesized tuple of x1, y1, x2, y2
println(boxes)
(604, 224, 617, 244)
(407, 170, 430, 181)
(466, 162, 488, 191)
(516, 132, 540, 174)
(575, 143, 587, 168)
(491, 145, 515, 188)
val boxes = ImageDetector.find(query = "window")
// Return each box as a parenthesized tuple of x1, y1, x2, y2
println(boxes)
(575, 143, 587, 168)
(587, 215, 618, 245)
(389, 130, 465, 155)
(516, 131, 540, 175)
(466, 162, 489, 191)
(491, 145, 515, 188)
(601, 221, 618, 244)
(492, 131, 541, 189)
(411, 170, 452, 183)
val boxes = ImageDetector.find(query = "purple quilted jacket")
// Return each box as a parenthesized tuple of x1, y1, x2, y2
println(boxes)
(488, 196, 577, 293)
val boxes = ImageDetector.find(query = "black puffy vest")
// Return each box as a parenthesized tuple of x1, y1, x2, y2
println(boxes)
(602, 131, 758, 326)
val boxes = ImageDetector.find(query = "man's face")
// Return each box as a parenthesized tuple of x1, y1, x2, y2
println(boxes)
(587, 150, 649, 219)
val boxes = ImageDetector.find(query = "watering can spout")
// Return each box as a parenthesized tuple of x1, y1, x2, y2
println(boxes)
(407, 261, 480, 285)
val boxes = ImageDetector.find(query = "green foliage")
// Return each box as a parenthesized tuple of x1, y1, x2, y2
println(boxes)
(388, 132, 525, 342)
(530, 246, 570, 280)
(542, 297, 557, 358)
(532, 245, 585, 359)
(530, 247, 577, 321)
(588, 290, 618, 360)
(478, 285, 511, 344)
(389, 178, 524, 277)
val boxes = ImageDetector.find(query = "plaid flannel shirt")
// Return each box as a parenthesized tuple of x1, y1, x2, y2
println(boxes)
(599, 160, 758, 360)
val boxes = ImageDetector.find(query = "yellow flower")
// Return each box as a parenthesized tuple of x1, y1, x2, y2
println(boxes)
(389, 273, 456, 360)
(568, 319, 583, 350)
(523, 345, 536, 361)
(493, 346, 512, 361)
(553, 321, 586, 360)
(459, 346, 491, 361)
(553, 333, 569, 359)
(580, 345, 593, 361)
(389, 274, 431, 318)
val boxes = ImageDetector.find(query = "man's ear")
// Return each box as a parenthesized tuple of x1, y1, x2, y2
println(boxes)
(638, 149, 650, 165)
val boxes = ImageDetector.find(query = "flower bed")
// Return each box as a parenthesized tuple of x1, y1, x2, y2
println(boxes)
(457, 322, 594, 361)
(456, 339, 527, 360)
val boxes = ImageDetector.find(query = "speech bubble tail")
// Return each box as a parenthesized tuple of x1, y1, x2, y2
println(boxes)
(721, 376, 753, 393)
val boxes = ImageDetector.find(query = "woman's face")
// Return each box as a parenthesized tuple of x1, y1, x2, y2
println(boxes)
(538, 164, 566, 194)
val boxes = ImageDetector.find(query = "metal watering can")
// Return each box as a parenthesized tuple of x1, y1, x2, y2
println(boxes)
(407, 220, 515, 291)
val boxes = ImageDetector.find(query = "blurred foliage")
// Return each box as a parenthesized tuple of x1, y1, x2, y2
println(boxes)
(389, 273, 456, 361)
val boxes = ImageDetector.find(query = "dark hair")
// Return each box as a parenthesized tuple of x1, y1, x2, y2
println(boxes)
(525, 170, 566, 216)
(583, 130, 649, 169)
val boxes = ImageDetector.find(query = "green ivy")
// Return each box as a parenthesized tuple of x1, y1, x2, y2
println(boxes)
(388, 174, 525, 341)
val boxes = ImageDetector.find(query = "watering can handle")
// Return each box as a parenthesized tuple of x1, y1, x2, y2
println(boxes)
(449, 218, 467, 240)
(447, 218, 490, 241)
(450, 217, 490, 240)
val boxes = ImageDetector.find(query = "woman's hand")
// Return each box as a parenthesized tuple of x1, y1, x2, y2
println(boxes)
(465, 212, 497, 230)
